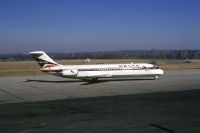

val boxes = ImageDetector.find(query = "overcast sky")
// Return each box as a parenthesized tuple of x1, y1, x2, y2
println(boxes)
(0, 0, 200, 53)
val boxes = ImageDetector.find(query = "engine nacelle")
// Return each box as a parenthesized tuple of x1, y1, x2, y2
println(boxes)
(62, 69, 78, 77)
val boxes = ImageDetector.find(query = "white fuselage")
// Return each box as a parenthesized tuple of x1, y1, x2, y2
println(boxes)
(41, 63, 164, 79)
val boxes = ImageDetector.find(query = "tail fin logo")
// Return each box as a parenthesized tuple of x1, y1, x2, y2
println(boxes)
(42, 64, 59, 69)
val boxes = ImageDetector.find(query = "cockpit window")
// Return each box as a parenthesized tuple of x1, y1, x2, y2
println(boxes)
(153, 65, 159, 69)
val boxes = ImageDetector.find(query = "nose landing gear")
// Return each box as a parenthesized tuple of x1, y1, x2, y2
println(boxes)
(155, 75, 159, 80)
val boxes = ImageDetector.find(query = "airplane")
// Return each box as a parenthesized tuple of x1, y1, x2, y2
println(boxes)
(30, 51, 164, 81)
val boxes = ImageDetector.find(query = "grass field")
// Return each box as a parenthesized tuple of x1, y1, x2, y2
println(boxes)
(0, 59, 199, 76)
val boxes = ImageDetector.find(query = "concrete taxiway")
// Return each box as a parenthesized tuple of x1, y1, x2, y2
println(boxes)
(0, 69, 199, 104)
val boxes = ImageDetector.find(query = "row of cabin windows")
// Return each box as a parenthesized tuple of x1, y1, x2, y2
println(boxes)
(78, 67, 156, 71)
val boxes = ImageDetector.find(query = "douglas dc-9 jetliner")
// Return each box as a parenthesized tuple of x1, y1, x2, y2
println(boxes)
(30, 51, 164, 80)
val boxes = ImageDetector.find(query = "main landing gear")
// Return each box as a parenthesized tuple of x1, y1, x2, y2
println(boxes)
(82, 78, 98, 82)
(92, 78, 98, 81)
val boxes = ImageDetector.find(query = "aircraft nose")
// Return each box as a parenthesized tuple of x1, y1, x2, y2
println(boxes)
(159, 69, 164, 75)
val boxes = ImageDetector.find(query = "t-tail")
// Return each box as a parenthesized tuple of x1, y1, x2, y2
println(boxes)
(29, 51, 60, 69)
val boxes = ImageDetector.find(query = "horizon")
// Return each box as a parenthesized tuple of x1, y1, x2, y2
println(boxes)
(0, 49, 199, 55)
(0, 0, 200, 54)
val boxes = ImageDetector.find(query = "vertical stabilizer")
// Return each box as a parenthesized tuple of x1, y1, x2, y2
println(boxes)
(29, 51, 59, 68)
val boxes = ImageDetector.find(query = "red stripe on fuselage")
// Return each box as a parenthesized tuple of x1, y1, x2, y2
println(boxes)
(42, 64, 58, 69)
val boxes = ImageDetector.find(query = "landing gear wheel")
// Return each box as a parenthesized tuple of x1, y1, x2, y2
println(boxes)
(155, 75, 159, 80)
(92, 78, 98, 81)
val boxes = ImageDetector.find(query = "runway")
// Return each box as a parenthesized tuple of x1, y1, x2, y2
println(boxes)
(0, 69, 199, 104)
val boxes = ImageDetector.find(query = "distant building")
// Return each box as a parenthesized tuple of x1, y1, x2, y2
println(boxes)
(84, 58, 91, 63)
(183, 58, 192, 63)
(9, 57, 14, 62)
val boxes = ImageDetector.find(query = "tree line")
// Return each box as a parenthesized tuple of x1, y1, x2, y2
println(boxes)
(0, 50, 199, 61)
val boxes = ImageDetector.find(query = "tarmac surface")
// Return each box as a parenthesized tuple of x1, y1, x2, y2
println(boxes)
(0, 69, 200, 133)
(0, 69, 200, 104)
